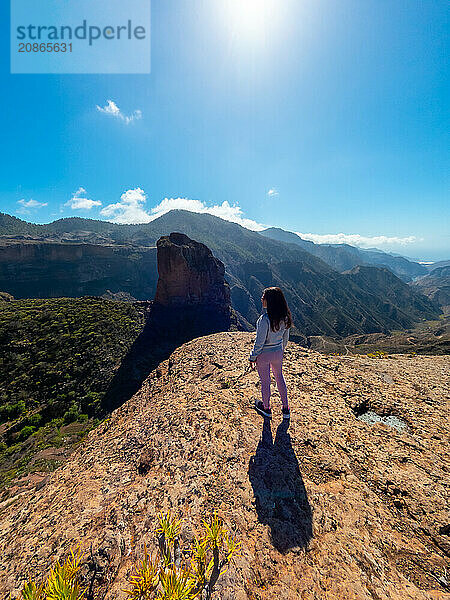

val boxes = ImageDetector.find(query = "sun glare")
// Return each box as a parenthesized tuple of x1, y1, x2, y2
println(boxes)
(223, 0, 278, 40)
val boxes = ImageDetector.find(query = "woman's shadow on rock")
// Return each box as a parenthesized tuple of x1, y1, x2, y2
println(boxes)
(248, 418, 313, 553)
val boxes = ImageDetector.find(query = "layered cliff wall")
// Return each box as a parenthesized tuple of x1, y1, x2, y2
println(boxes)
(0, 241, 158, 299)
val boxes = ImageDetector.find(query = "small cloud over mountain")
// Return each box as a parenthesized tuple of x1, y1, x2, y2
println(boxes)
(18, 199, 48, 208)
(100, 188, 150, 224)
(66, 188, 102, 210)
(96, 100, 142, 124)
(296, 232, 420, 247)
(17, 198, 48, 214)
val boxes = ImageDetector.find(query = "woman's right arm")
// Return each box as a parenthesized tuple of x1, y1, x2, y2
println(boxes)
(249, 315, 269, 362)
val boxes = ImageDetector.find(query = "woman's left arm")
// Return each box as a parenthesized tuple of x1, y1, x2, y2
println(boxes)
(249, 315, 269, 362)
(282, 326, 290, 351)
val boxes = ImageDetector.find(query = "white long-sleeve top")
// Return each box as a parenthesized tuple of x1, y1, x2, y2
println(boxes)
(249, 309, 289, 361)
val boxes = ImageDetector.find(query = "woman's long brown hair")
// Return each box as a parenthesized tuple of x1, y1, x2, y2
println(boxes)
(262, 287, 292, 332)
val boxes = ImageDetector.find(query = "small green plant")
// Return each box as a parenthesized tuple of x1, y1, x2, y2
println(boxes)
(18, 545, 85, 600)
(125, 511, 240, 600)
(125, 546, 159, 599)
(15, 514, 239, 600)
(19, 580, 45, 600)
(366, 350, 387, 358)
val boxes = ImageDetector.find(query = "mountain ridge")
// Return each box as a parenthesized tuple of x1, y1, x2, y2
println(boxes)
(0, 210, 440, 338)
(261, 226, 427, 281)
(0, 211, 429, 278)
(412, 266, 450, 315)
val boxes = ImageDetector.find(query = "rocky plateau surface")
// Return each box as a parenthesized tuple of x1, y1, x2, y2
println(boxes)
(0, 334, 448, 599)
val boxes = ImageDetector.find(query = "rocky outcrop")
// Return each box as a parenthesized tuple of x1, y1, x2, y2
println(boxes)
(150, 232, 238, 339)
(101, 233, 243, 411)
(154, 232, 230, 308)
(0, 333, 448, 599)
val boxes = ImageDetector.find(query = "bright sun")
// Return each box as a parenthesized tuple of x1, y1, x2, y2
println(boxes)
(224, 0, 278, 40)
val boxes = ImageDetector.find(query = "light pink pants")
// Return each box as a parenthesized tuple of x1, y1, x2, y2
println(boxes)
(256, 350, 288, 409)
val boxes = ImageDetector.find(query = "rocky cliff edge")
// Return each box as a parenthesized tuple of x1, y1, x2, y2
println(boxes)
(0, 334, 449, 599)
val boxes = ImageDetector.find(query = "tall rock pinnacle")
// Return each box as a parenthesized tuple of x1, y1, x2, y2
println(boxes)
(154, 232, 231, 308)
(102, 232, 241, 411)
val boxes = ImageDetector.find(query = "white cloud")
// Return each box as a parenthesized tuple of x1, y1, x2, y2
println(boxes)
(100, 191, 266, 230)
(267, 188, 278, 196)
(17, 198, 48, 214)
(66, 187, 102, 211)
(18, 199, 48, 208)
(295, 232, 420, 247)
(96, 100, 142, 124)
(100, 188, 151, 224)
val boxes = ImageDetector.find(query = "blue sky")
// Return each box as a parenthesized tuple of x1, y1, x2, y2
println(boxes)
(1, 0, 449, 260)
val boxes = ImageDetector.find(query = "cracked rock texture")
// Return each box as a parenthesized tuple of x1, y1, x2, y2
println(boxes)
(0, 333, 449, 599)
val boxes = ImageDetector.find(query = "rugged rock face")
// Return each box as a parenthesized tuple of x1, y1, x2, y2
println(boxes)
(154, 232, 231, 308)
(101, 233, 242, 411)
(1, 333, 448, 599)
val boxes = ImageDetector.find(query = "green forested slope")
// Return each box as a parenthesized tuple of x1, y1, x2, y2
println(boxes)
(0, 297, 145, 487)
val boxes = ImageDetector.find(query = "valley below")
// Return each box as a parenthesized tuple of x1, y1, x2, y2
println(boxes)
(307, 316, 450, 356)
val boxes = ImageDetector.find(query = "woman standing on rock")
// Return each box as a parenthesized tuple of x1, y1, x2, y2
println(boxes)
(249, 286, 292, 420)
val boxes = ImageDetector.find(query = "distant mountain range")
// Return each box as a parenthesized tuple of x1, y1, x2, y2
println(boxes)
(0, 210, 441, 338)
(411, 265, 450, 315)
(0, 212, 430, 281)
(426, 259, 450, 272)
(260, 227, 427, 281)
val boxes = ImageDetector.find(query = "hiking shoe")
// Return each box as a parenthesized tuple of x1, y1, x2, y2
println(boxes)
(282, 407, 291, 420)
(255, 401, 272, 419)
